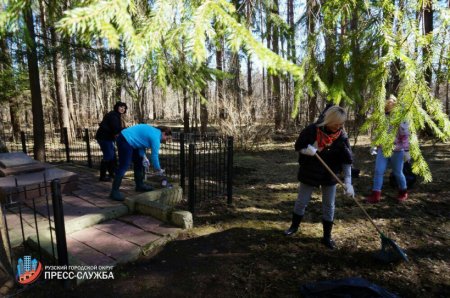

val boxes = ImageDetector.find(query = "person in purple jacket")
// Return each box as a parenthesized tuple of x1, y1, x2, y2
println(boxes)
(110, 124, 172, 201)
(366, 95, 410, 203)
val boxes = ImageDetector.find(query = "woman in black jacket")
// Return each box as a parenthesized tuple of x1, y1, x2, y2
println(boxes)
(95, 101, 128, 181)
(284, 106, 355, 249)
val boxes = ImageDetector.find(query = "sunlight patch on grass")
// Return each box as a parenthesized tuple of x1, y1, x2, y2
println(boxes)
(235, 207, 281, 215)
(191, 226, 220, 237)
(266, 182, 298, 190)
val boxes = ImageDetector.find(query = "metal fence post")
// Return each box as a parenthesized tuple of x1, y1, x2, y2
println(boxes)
(226, 136, 233, 205)
(63, 127, 70, 162)
(20, 131, 27, 154)
(180, 133, 185, 192)
(85, 128, 93, 168)
(51, 179, 69, 287)
(188, 144, 195, 215)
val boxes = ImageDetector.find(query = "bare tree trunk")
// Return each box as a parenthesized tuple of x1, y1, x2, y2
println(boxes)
(24, 7, 45, 161)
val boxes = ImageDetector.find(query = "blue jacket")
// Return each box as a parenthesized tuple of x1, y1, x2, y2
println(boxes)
(121, 124, 162, 170)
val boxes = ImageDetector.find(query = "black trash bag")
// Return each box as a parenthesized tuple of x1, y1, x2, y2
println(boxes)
(389, 161, 417, 189)
(299, 277, 400, 298)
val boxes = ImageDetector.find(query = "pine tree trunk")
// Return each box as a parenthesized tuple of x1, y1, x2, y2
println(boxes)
(246, 1, 255, 121)
(216, 34, 225, 119)
(423, 1, 433, 87)
(115, 46, 122, 100)
(266, 4, 273, 119)
(307, 0, 318, 123)
(285, 0, 296, 128)
(271, 0, 282, 130)
(24, 7, 46, 161)
(446, 79, 449, 115)
(183, 87, 190, 133)
(0, 38, 21, 141)
(66, 42, 79, 127)
(50, 27, 72, 142)
(97, 40, 109, 115)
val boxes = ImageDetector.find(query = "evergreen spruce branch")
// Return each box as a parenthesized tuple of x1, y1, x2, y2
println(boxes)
(409, 123, 432, 182)
(0, 0, 28, 35)
(207, 0, 303, 78)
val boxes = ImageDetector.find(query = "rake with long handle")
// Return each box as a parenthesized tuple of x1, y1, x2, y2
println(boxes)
(314, 153, 408, 262)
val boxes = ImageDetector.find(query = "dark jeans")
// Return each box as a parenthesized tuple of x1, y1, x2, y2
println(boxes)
(97, 139, 116, 161)
(116, 134, 143, 178)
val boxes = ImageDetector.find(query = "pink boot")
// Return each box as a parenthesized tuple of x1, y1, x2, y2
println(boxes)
(366, 190, 381, 203)
(397, 189, 408, 202)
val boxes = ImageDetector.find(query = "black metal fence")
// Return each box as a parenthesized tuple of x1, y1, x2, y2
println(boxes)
(159, 133, 233, 214)
(1, 128, 234, 214)
(0, 177, 69, 291)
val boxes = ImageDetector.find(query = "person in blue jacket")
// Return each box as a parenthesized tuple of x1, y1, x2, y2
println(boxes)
(110, 124, 172, 201)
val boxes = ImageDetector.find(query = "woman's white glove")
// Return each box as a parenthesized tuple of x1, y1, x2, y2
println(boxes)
(370, 147, 378, 156)
(300, 144, 317, 156)
(344, 183, 355, 197)
(142, 156, 150, 168)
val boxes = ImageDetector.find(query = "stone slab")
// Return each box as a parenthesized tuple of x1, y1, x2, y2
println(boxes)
(0, 152, 38, 168)
(69, 227, 141, 262)
(66, 236, 116, 266)
(119, 215, 181, 237)
(135, 200, 171, 222)
(94, 219, 161, 247)
(72, 190, 123, 208)
(64, 205, 129, 235)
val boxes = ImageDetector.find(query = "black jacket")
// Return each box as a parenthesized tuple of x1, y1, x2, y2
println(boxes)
(295, 124, 353, 187)
(95, 111, 124, 141)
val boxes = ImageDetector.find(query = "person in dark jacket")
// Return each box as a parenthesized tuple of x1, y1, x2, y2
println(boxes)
(95, 101, 128, 181)
(284, 106, 355, 249)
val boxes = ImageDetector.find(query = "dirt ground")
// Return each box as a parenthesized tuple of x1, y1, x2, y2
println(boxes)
(19, 138, 449, 297)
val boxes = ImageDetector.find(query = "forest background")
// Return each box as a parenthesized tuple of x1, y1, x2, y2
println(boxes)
(0, 0, 449, 181)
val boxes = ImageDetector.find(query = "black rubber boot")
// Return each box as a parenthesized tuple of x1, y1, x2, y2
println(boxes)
(134, 167, 153, 192)
(284, 213, 303, 236)
(99, 161, 111, 182)
(321, 219, 336, 249)
(109, 175, 125, 201)
(107, 159, 116, 179)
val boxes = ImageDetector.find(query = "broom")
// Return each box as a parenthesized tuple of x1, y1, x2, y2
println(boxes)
(314, 153, 408, 263)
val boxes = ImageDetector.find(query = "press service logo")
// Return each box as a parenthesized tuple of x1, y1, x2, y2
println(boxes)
(16, 256, 43, 285)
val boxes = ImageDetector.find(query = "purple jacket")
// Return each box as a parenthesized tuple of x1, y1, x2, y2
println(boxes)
(394, 121, 410, 151)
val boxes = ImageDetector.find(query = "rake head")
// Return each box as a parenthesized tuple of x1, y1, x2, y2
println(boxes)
(374, 234, 409, 263)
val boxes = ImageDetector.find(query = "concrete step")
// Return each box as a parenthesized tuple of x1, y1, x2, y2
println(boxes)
(8, 183, 186, 249)
(27, 215, 181, 284)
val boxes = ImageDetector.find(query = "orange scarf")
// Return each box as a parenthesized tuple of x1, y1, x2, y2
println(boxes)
(316, 128, 342, 151)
